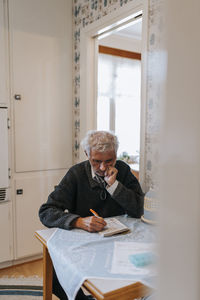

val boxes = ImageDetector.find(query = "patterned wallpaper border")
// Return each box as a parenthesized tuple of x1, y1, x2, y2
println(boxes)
(72, 0, 162, 190)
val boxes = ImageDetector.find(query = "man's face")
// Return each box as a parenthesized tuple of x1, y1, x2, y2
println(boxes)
(88, 149, 116, 177)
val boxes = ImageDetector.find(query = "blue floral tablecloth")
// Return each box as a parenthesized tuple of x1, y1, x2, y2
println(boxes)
(47, 215, 157, 300)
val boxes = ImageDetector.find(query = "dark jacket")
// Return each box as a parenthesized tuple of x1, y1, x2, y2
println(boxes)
(39, 160, 144, 229)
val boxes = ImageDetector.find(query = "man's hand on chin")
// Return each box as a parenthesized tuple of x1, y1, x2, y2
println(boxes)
(104, 166, 118, 186)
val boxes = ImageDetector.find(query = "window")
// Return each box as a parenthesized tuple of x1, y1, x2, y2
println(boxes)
(97, 46, 141, 162)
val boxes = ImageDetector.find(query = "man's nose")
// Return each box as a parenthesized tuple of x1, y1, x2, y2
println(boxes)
(99, 162, 106, 170)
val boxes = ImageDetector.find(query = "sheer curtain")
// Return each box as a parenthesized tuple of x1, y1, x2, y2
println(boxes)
(97, 53, 141, 158)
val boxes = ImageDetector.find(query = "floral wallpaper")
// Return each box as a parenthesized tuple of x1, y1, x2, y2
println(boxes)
(145, 0, 163, 190)
(72, 0, 162, 190)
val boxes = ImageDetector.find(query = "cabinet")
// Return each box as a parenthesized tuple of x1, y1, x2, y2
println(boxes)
(14, 172, 66, 258)
(0, 0, 73, 266)
(0, 0, 9, 106)
(9, 0, 72, 172)
(0, 108, 9, 191)
(0, 0, 12, 265)
(0, 202, 13, 263)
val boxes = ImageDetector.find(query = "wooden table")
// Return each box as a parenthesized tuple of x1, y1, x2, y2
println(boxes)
(35, 228, 152, 300)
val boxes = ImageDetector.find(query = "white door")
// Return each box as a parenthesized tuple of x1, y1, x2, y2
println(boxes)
(9, 0, 72, 172)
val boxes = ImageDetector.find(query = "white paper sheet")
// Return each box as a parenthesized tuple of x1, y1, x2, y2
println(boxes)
(111, 241, 156, 275)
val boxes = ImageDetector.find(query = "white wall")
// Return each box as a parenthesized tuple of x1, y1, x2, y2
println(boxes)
(157, 0, 200, 299)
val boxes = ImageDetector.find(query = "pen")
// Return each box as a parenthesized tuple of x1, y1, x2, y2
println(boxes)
(90, 209, 100, 217)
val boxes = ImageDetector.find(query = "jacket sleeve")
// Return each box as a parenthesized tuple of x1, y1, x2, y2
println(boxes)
(38, 170, 80, 230)
(112, 163, 144, 218)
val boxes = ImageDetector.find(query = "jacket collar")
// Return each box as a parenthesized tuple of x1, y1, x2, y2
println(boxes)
(84, 160, 100, 189)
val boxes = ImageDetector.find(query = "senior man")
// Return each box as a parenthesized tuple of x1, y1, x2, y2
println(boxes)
(39, 130, 144, 300)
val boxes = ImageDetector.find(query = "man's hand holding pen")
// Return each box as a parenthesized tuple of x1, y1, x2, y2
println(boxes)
(72, 209, 107, 233)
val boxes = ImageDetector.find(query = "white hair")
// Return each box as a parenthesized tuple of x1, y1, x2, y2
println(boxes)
(81, 130, 119, 157)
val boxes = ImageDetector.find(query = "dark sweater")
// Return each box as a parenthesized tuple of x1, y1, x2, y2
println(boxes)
(39, 160, 144, 229)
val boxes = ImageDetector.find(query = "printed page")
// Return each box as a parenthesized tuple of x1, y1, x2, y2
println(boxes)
(99, 218, 129, 237)
(111, 242, 156, 275)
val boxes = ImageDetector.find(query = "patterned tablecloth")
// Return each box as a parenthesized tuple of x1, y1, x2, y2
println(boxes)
(47, 215, 157, 300)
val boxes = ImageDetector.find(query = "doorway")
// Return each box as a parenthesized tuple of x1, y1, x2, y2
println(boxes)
(96, 17, 142, 168)
(79, 0, 148, 188)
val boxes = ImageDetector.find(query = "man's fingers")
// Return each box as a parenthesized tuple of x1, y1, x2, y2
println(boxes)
(90, 216, 106, 227)
(94, 216, 107, 226)
(76, 216, 107, 232)
(104, 166, 118, 186)
(87, 216, 106, 232)
(106, 166, 118, 177)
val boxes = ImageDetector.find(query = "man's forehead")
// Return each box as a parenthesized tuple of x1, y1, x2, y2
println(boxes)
(90, 149, 116, 159)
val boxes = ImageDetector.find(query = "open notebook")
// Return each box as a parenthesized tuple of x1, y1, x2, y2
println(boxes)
(99, 217, 130, 237)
